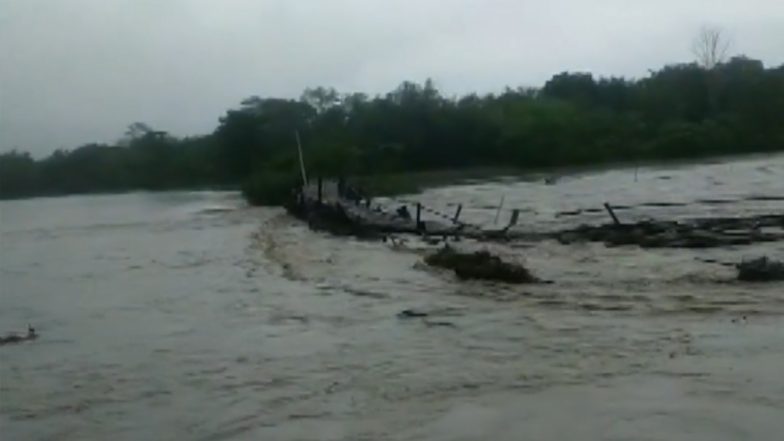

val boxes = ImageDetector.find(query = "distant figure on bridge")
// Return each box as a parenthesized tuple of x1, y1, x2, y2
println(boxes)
(396, 205, 411, 220)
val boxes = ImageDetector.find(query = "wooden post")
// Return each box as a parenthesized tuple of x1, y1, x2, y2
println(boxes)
(416, 203, 422, 230)
(604, 202, 621, 226)
(317, 177, 323, 203)
(295, 131, 307, 186)
(494, 195, 505, 224)
(508, 209, 520, 227)
(452, 204, 463, 223)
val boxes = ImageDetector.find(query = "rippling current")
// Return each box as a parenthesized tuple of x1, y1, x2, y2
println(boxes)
(1, 154, 783, 440)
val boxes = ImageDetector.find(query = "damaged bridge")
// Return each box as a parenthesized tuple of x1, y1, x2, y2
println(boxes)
(286, 178, 784, 250)
(287, 179, 521, 239)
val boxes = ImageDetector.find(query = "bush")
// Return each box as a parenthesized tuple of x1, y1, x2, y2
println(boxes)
(353, 173, 421, 197)
(241, 170, 301, 206)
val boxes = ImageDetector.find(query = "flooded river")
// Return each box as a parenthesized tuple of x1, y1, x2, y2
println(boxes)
(1, 155, 783, 440)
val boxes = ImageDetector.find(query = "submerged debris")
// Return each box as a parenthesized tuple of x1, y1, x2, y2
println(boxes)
(397, 309, 429, 318)
(396, 309, 457, 328)
(424, 246, 537, 283)
(557, 214, 784, 249)
(737, 257, 784, 282)
(0, 325, 38, 347)
(423, 319, 457, 328)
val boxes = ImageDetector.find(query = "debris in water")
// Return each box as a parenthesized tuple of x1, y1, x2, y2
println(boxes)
(423, 319, 457, 328)
(397, 309, 429, 319)
(557, 214, 784, 249)
(422, 236, 443, 246)
(731, 315, 749, 324)
(396, 310, 457, 328)
(737, 257, 784, 282)
(0, 325, 38, 347)
(424, 246, 538, 283)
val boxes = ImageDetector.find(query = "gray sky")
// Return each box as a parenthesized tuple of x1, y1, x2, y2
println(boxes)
(2, 0, 783, 156)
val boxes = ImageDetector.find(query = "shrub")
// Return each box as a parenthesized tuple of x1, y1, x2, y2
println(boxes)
(241, 170, 301, 206)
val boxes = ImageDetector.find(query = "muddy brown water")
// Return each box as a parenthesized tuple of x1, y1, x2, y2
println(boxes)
(1, 154, 783, 440)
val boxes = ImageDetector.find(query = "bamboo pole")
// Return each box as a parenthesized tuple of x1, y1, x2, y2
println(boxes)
(295, 131, 308, 186)
(452, 204, 463, 223)
(494, 195, 505, 225)
(604, 202, 621, 226)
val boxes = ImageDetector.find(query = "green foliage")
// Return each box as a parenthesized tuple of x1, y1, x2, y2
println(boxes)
(241, 170, 301, 206)
(0, 151, 38, 198)
(306, 143, 363, 177)
(2, 55, 783, 203)
(353, 173, 422, 197)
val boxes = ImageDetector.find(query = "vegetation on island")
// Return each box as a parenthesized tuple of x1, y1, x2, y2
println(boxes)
(2, 31, 782, 203)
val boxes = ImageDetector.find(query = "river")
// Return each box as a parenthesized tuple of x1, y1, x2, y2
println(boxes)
(1, 154, 783, 440)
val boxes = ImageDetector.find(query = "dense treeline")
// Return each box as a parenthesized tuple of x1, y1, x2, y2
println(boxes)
(1, 56, 783, 202)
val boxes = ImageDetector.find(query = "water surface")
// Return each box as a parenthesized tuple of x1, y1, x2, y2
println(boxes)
(1, 155, 783, 440)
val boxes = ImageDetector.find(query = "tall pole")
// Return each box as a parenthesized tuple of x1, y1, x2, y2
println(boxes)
(494, 195, 505, 225)
(295, 131, 308, 186)
(604, 202, 621, 226)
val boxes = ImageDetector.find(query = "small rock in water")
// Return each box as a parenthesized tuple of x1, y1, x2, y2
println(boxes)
(737, 257, 784, 282)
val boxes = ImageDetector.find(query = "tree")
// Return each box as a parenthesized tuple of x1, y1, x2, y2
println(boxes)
(121, 122, 155, 145)
(542, 72, 599, 108)
(301, 87, 340, 114)
(693, 26, 731, 70)
(3, 54, 783, 202)
(0, 151, 38, 197)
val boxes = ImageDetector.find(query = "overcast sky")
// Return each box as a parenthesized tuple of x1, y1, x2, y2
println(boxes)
(1, 0, 783, 156)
